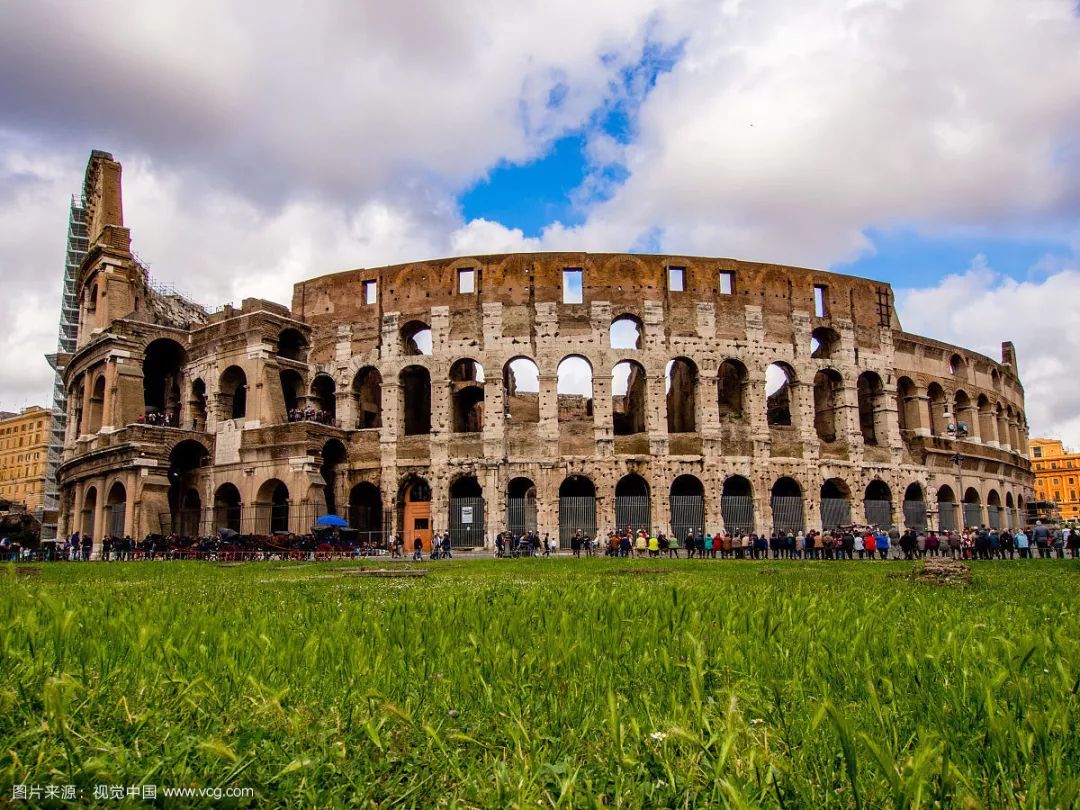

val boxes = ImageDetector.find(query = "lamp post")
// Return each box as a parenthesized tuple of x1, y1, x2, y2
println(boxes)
(944, 407, 969, 530)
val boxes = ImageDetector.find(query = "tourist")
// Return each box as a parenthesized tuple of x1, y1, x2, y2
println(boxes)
(1015, 527, 1030, 558)
(1052, 526, 1066, 559)
(1067, 527, 1079, 559)
(413, 536, 423, 561)
(864, 530, 876, 560)
(853, 531, 865, 559)
(648, 532, 660, 557)
(1033, 522, 1051, 558)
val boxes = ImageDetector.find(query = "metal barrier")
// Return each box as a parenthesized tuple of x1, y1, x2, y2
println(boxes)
(670, 495, 705, 544)
(721, 496, 755, 533)
(770, 496, 804, 533)
(559, 496, 596, 547)
(864, 499, 894, 529)
(820, 498, 852, 530)
(902, 500, 927, 530)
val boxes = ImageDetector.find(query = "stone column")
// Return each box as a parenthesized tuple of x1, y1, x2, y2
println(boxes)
(100, 358, 115, 430)
(124, 470, 138, 542)
(92, 478, 107, 544)
(72, 479, 86, 536)
(537, 373, 559, 447)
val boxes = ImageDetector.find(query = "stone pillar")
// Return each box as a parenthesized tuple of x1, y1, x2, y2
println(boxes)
(997, 414, 1011, 451)
(100, 358, 115, 429)
(72, 479, 86, 536)
(92, 478, 107, 544)
(124, 470, 138, 542)
(485, 464, 501, 549)
(537, 373, 559, 446)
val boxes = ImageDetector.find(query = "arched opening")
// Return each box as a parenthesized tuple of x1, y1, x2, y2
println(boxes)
(71, 379, 85, 437)
(449, 475, 484, 547)
(277, 328, 307, 361)
(937, 485, 958, 531)
(348, 482, 383, 541)
(320, 439, 347, 517)
(401, 321, 433, 356)
(666, 358, 698, 433)
(213, 483, 242, 533)
(953, 390, 973, 439)
(256, 479, 290, 535)
(557, 356, 593, 421)
(310, 374, 337, 423)
(962, 487, 982, 529)
(190, 378, 208, 431)
(506, 477, 538, 538)
(896, 377, 918, 435)
(1005, 492, 1016, 530)
(820, 478, 852, 530)
(85, 282, 98, 323)
(996, 404, 1011, 451)
(813, 369, 844, 443)
(721, 475, 755, 532)
(669, 474, 704, 541)
(766, 363, 796, 427)
(810, 327, 841, 359)
(81, 486, 98, 537)
(986, 489, 1003, 530)
(770, 477, 804, 533)
(143, 338, 187, 425)
(219, 366, 247, 421)
(1007, 406, 1020, 452)
(857, 371, 885, 446)
(559, 475, 597, 547)
(105, 481, 126, 537)
(991, 368, 1001, 390)
(610, 314, 643, 350)
(450, 359, 485, 433)
(400, 366, 431, 435)
(977, 395, 995, 445)
(503, 358, 540, 423)
(88, 374, 106, 433)
(927, 383, 947, 437)
(902, 482, 927, 530)
(615, 473, 651, 534)
(612, 361, 647, 436)
(280, 369, 305, 418)
(398, 477, 432, 550)
(352, 367, 383, 429)
(1017, 494, 1027, 525)
(864, 479, 893, 529)
(168, 440, 209, 537)
(949, 353, 967, 378)
(717, 359, 748, 421)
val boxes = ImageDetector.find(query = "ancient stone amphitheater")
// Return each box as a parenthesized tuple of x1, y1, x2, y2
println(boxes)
(56, 152, 1034, 549)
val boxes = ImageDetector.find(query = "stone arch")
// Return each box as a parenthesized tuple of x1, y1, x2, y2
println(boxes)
(717, 359, 749, 421)
(348, 482, 383, 539)
(896, 376, 919, 435)
(213, 482, 242, 533)
(665, 357, 698, 433)
(311, 374, 337, 421)
(87, 373, 106, 433)
(927, 382, 947, 436)
(902, 482, 928, 530)
(813, 368, 844, 443)
(219, 366, 247, 421)
(352, 367, 382, 429)
(280, 369, 305, 416)
(190, 378, 208, 430)
(449, 474, 485, 547)
(506, 476, 538, 537)
(558, 474, 597, 546)
(450, 358, 485, 433)
(255, 478, 290, 535)
(810, 326, 841, 359)
(610, 314, 643, 350)
(820, 477, 852, 529)
(557, 355, 594, 422)
(721, 475, 755, 533)
(277, 328, 307, 361)
(857, 371, 886, 446)
(937, 484, 958, 531)
(401, 321, 433, 356)
(503, 357, 540, 423)
(320, 439, 348, 517)
(949, 353, 968, 379)
(669, 474, 705, 540)
(770, 476, 804, 533)
(612, 360, 647, 436)
(397, 475, 432, 550)
(986, 489, 1003, 530)
(400, 365, 431, 435)
(105, 480, 127, 537)
(977, 394, 996, 444)
(766, 362, 797, 427)
(952, 389, 973, 439)
(863, 479, 894, 529)
(81, 485, 98, 537)
(963, 487, 982, 529)
(143, 338, 187, 425)
(615, 473, 651, 533)
(168, 439, 209, 537)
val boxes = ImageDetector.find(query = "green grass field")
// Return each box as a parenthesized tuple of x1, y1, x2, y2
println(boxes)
(2, 559, 1078, 808)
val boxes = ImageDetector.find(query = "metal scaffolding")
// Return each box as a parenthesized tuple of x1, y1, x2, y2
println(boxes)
(42, 195, 87, 538)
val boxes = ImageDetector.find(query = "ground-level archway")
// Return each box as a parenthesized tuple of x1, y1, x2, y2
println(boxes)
(721, 475, 755, 533)
(669, 475, 704, 542)
(820, 478, 852, 530)
(506, 477, 537, 539)
(348, 482, 383, 542)
(106, 481, 126, 537)
(770, 477, 804, 533)
(902, 483, 927, 531)
(963, 487, 982, 529)
(398, 477, 432, 551)
(255, 479, 290, 535)
(615, 473, 650, 533)
(937, 485, 958, 531)
(863, 480, 893, 529)
(213, 483, 242, 533)
(559, 475, 596, 548)
(449, 475, 485, 548)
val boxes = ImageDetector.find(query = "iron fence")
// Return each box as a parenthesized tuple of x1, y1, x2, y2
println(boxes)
(863, 499, 894, 529)
(902, 500, 927, 530)
(820, 498, 851, 530)
(615, 495, 650, 535)
(938, 502, 959, 532)
(771, 496, 804, 533)
(962, 503, 983, 529)
(559, 496, 596, 547)
(721, 495, 755, 533)
(449, 497, 485, 548)
(670, 495, 705, 543)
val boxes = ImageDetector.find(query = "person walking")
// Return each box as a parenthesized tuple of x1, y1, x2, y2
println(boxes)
(1033, 521, 1051, 558)
(413, 535, 424, 561)
(1014, 527, 1030, 558)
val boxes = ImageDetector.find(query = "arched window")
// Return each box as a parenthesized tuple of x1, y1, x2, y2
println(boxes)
(450, 359, 485, 433)
(927, 383, 947, 437)
(717, 359, 748, 421)
(401, 321, 433, 356)
(766, 363, 796, 427)
(896, 377, 918, 435)
(610, 314, 643, 349)
(665, 358, 697, 433)
(857, 371, 885, 446)
(320, 439, 347, 517)
(503, 358, 540, 423)
(612, 361, 647, 435)
(813, 369, 843, 442)
(352, 367, 382, 429)
(311, 374, 337, 421)
(277, 328, 307, 361)
(557, 356, 593, 421)
(219, 366, 247, 420)
(399, 366, 431, 436)
(810, 327, 840, 359)
(280, 370, 305, 417)
(88, 375, 106, 433)
(143, 338, 187, 425)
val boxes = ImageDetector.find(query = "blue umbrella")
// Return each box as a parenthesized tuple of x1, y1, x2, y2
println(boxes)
(316, 514, 348, 527)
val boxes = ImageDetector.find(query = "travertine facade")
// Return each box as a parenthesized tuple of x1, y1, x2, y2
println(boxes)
(55, 151, 1034, 548)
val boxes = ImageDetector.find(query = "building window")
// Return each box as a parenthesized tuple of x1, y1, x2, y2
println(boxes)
(563, 268, 583, 304)
(1033, 447, 1042, 458)
(362, 280, 377, 305)
(719, 271, 734, 295)
(668, 266, 685, 292)
(814, 285, 827, 318)
(458, 268, 476, 295)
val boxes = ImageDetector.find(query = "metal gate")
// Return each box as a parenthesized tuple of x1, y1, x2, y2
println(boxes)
(864, 499, 894, 530)
(670, 495, 704, 543)
(615, 495, 650, 535)
(938, 503, 958, 532)
(986, 505, 1001, 530)
(821, 498, 851, 530)
(506, 496, 537, 538)
(107, 504, 125, 537)
(721, 496, 755, 533)
(962, 503, 982, 529)
(770, 496, 805, 533)
(902, 500, 927, 530)
(450, 497, 485, 547)
(559, 496, 596, 547)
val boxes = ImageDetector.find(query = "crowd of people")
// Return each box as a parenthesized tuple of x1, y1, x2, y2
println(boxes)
(136, 410, 175, 427)
(287, 407, 335, 425)
(5, 522, 1079, 563)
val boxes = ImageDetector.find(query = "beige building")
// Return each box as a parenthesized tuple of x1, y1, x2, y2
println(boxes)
(1030, 438, 1080, 521)
(55, 151, 1034, 547)
(0, 406, 52, 511)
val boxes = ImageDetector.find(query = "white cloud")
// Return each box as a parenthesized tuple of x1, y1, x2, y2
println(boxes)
(896, 255, 1080, 448)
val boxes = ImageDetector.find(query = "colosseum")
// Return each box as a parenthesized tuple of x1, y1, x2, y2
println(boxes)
(54, 151, 1035, 549)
